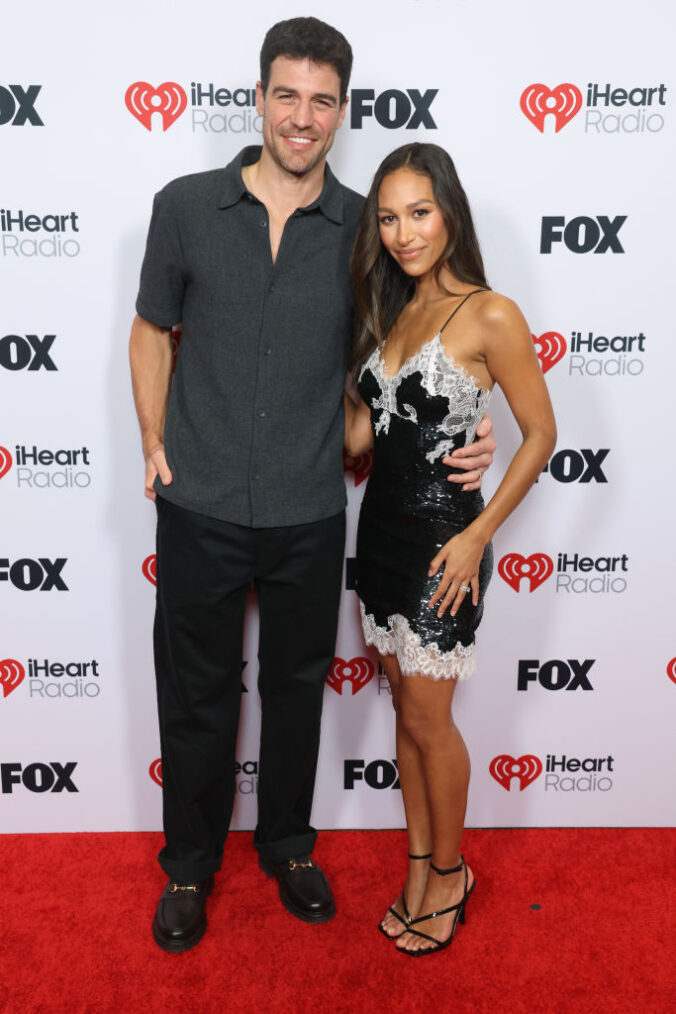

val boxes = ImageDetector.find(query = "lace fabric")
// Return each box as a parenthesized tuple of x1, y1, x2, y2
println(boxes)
(356, 328, 490, 680)
(359, 602, 476, 681)
(360, 333, 491, 460)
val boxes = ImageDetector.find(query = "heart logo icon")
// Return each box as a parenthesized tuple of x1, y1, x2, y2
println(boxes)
(0, 658, 25, 698)
(490, 754, 543, 791)
(0, 446, 13, 480)
(327, 656, 375, 695)
(343, 449, 373, 486)
(142, 555, 157, 585)
(149, 758, 163, 786)
(532, 332, 566, 374)
(498, 553, 553, 592)
(520, 83, 582, 133)
(667, 658, 676, 685)
(125, 82, 187, 132)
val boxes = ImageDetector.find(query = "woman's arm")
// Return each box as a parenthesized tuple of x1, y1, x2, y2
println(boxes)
(344, 391, 374, 456)
(469, 295, 557, 541)
(429, 295, 556, 616)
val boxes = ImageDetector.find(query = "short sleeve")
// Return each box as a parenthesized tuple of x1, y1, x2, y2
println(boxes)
(135, 189, 185, 328)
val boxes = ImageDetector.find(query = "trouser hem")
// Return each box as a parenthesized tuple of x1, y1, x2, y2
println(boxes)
(253, 830, 319, 863)
(158, 851, 223, 884)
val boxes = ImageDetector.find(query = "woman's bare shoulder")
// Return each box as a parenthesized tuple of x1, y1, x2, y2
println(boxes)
(474, 290, 526, 331)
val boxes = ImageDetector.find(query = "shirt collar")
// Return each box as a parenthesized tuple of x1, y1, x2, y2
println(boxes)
(218, 145, 344, 224)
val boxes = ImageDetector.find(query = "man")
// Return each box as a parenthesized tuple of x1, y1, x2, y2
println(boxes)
(129, 17, 494, 953)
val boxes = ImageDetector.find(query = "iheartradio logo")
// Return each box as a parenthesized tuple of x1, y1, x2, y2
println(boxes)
(490, 754, 543, 791)
(498, 553, 553, 592)
(520, 83, 582, 133)
(149, 758, 162, 786)
(0, 658, 25, 698)
(0, 446, 12, 480)
(532, 332, 566, 374)
(667, 658, 676, 685)
(142, 555, 157, 585)
(125, 82, 187, 131)
(327, 656, 374, 695)
(343, 449, 373, 486)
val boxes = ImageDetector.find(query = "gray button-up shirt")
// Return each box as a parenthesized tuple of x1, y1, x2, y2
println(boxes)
(136, 146, 364, 527)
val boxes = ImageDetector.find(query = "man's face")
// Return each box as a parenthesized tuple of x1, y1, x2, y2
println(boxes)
(257, 56, 347, 177)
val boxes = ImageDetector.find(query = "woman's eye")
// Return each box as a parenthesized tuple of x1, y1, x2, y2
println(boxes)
(378, 215, 395, 225)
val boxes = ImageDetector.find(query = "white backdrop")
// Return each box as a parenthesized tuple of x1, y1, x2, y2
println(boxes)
(2, 0, 675, 833)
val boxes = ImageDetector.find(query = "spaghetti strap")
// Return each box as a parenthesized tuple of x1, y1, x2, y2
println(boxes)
(439, 289, 487, 334)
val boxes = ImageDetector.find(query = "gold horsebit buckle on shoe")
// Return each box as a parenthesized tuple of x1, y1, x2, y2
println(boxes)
(287, 858, 315, 872)
(168, 883, 200, 894)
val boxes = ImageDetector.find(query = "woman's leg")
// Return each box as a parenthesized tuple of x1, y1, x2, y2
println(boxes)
(393, 672, 474, 953)
(379, 653, 433, 936)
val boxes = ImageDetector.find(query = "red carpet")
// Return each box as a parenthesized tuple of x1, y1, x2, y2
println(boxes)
(2, 829, 674, 1014)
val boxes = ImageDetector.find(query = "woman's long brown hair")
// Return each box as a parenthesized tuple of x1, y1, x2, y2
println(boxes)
(350, 143, 489, 373)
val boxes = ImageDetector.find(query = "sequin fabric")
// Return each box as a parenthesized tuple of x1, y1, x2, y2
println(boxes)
(356, 330, 494, 680)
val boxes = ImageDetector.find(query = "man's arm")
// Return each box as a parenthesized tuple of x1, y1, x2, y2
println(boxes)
(444, 413, 497, 491)
(128, 314, 174, 501)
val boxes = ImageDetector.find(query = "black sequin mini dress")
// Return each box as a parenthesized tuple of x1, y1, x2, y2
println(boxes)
(356, 291, 494, 680)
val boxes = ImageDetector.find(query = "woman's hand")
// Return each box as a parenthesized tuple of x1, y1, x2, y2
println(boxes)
(428, 529, 486, 618)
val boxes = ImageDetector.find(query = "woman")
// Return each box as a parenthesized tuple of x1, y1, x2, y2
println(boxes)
(344, 143, 556, 956)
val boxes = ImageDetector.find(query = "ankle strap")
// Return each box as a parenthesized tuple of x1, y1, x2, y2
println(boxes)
(408, 852, 432, 860)
(430, 857, 464, 876)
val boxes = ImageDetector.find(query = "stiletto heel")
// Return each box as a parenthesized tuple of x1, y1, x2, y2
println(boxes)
(377, 852, 432, 939)
(397, 855, 475, 956)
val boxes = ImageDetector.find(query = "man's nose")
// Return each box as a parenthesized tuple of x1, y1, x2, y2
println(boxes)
(291, 99, 314, 129)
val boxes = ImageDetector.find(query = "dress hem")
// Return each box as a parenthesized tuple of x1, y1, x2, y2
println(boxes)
(359, 602, 476, 682)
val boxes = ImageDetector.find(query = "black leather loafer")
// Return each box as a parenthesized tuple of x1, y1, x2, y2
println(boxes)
(259, 855, 336, 923)
(152, 875, 214, 952)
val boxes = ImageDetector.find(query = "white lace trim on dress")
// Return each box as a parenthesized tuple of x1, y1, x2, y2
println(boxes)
(360, 333, 491, 462)
(359, 602, 476, 681)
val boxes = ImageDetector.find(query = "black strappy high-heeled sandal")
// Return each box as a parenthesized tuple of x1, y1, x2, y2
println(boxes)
(377, 852, 432, 939)
(396, 855, 475, 956)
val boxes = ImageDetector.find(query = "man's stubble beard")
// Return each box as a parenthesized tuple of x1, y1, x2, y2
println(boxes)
(266, 131, 334, 179)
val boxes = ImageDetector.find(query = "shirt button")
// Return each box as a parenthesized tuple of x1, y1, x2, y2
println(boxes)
(259, 219, 268, 228)
(258, 409, 266, 418)
(264, 348, 272, 356)
(268, 284, 274, 293)
(254, 472, 260, 480)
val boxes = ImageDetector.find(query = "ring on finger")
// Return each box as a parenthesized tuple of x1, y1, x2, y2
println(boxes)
(476, 468, 482, 482)
(459, 584, 471, 593)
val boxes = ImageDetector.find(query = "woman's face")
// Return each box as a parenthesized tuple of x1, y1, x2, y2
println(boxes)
(377, 168, 449, 278)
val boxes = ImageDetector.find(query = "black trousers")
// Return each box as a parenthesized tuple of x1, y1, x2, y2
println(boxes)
(153, 497, 346, 883)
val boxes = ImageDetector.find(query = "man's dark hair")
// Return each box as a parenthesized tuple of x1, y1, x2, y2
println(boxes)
(260, 17, 353, 103)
